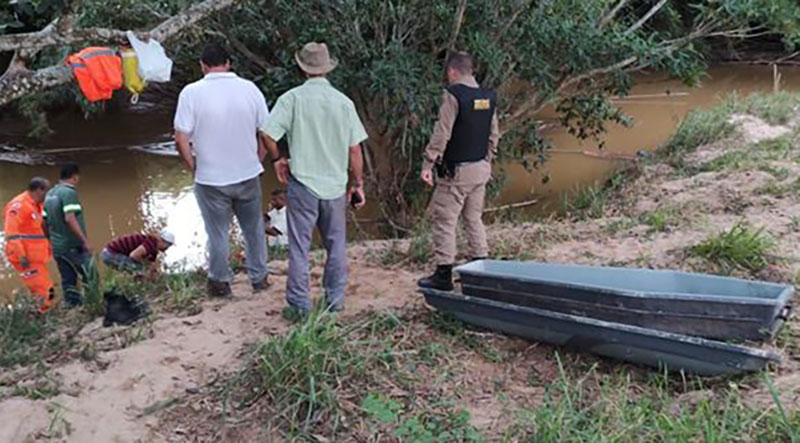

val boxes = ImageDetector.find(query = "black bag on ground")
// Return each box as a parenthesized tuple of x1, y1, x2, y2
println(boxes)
(103, 289, 148, 327)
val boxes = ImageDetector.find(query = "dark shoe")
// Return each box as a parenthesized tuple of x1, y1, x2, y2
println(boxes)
(64, 292, 83, 309)
(208, 280, 233, 298)
(469, 256, 488, 262)
(417, 265, 454, 291)
(103, 290, 147, 327)
(282, 305, 309, 323)
(252, 277, 271, 293)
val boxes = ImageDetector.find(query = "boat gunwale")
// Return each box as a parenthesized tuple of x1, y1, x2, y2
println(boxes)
(421, 288, 781, 362)
(456, 261, 794, 308)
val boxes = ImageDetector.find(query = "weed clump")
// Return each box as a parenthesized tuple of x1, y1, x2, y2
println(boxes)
(662, 103, 736, 156)
(691, 222, 775, 274)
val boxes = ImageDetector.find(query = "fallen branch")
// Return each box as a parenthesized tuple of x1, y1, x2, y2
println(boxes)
(483, 198, 540, 213)
(0, 0, 238, 107)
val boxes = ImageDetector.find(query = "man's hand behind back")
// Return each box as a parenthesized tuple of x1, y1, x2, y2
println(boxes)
(273, 158, 289, 184)
(421, 168, 434, 187)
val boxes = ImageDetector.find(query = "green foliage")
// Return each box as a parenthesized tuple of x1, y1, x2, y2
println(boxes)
(427, 312, 502, 362)
(640, 207, 679, 233)
(511, 357, 800, 442)
(211, 0, 800, 226)
(563, 172, 629, 220)
(0, 294, 81, 368)
(0, 0, 68, 33)
(247, 310, 359, 435)
(691, 222, 776, 274)
(82, 256, 104, 317)
(393, 407, 483, 443)
(105, 268, 206, 312)
(662, 103, 736, 157)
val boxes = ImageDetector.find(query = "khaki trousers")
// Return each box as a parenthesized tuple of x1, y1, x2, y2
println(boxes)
(428, 160, 491, 265)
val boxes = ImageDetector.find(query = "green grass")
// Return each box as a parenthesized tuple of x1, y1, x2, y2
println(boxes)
(105, 268, 207, 312)
(660, 92, 800, 171)
(240, 309, 370, 436)
(734, 91, 800, 125)
(639, 207, 679, 233)
(82, 256, 104, 318)
(691, 222, 776, 274)
(698, 136, 795, 174)
(564, 172, 631, 220)
(661, 100, 736, 157)
(507, 357, 800, 442)
(0, 295, 79, 368)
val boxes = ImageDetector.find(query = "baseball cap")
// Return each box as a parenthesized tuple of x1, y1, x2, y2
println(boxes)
(159, 229, 175, 245)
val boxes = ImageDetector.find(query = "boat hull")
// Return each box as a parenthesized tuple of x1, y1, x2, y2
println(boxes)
(421, 288, 780, 375)
(457, 261, 793, 341)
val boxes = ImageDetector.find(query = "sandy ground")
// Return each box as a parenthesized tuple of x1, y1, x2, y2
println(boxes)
(0, 259, 421, 443)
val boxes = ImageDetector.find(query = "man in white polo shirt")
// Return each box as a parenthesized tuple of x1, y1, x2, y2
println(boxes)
(174, 43, 270, 297)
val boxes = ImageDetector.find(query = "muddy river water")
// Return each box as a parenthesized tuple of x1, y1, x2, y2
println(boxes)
(1, 65, 799, 296)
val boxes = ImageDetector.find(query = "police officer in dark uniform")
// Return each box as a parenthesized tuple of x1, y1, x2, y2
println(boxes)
(418, 51, 499, 290)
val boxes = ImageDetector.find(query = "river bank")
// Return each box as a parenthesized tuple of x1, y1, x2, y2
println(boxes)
(2, 92, 800, 441)
(3, 64, 800, 298)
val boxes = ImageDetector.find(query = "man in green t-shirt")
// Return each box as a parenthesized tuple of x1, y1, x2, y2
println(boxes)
(44, 163, 92, 307)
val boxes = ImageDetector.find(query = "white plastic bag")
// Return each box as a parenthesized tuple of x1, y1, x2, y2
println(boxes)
(126, 30, 173, 83)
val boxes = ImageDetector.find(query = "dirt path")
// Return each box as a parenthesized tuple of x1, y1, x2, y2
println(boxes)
(0, 259, 420, 442)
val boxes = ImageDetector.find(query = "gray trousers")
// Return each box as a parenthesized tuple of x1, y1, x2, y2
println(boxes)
(194, 177, 268, 284)
(287, 177, 347, 311)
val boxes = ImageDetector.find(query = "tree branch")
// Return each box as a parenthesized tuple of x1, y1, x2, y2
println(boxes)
(625, 0, 668, 35)
(0, 0, 236, 51)
(435, 0, 468, 54)
(0, 0, 238, 107)
(599, 0, 629, 28)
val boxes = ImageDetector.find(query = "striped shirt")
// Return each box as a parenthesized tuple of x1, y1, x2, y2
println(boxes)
(106, 234, 159, 262)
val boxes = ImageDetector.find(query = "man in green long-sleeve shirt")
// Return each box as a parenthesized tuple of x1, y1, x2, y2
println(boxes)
(44, 163, 92, 307)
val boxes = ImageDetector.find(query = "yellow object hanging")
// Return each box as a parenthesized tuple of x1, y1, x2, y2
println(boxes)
(121, 47, 145, 103)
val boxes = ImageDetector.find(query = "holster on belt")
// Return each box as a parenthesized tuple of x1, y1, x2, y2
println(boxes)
(435, 161, 456, 179)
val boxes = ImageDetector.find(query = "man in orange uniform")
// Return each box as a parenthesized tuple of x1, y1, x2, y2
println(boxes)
(3, 178, 54, 312)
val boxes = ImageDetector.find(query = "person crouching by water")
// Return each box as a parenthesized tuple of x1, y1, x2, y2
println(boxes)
(101, 230, 175, 274)
(3, 177, 54, 312)
(417, 52, 499, 291)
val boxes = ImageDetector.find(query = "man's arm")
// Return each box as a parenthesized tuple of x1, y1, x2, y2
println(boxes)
(257, 134, 267, 162)
(129, 244, 148, 262)
(347, 144, 366, 209)
(175, 132, 195, 174)
(64, 212, 90, 251)
(421, 90, 458, 186)
(259, 132, 289, 184)
(487, 112, 500, 163)
(4, 208, 28, 267)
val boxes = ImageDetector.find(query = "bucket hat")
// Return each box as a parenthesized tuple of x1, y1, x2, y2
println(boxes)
(295, 42, 338, 75)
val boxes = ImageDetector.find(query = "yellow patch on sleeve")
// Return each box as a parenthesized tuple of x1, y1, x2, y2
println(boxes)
(473, 99, 491, 111)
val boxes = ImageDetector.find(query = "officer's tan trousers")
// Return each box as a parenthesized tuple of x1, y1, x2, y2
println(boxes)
(429, 181, 489, 265)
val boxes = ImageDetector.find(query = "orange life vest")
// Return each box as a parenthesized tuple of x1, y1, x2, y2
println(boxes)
(3, 191, 51, 264)
(67, 47, 123, 102)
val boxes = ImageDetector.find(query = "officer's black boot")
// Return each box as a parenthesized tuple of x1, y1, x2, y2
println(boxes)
(417, 265, 454, 291)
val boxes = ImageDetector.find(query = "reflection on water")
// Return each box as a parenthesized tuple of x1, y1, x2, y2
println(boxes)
(2, 65, 800, 297)
(140, 187, 207, 269)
